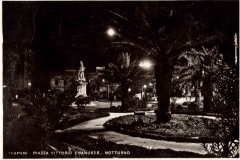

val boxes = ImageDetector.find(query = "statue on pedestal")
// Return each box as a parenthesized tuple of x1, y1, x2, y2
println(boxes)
(75, 60, 87, 98)
(78, 61, 86, 82)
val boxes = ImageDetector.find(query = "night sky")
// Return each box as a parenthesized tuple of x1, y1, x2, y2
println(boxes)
(3, 1, 239, 73)
(3, 1, 141, 72)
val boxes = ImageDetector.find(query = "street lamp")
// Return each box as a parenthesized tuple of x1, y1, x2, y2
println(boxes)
(139, 61, 152, 69)
(107, 28, 115, 37)
(143, 84, 148, 102)
(102, 79, 110, 99)
(234, 33, 238, 65)
(141, 84, 147, 100)
(28, 82, 31, 90)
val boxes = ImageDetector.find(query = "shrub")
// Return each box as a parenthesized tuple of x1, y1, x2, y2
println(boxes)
(109, 106, 119, 112)
(137, 99, 147, 108)
(110, 106, 117, 110)
(24, 90, 70, 139)
(182, 102, 190, 106)
(188, 102, 199, 112)
(202, 65, 239, 158)
(176, 105, 183, 111)
(75, 96, 91, 109)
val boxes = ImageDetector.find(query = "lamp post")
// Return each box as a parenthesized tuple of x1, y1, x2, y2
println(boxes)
(143, 84, 147, 100)
(234, 33, 238, 66)
(28, 82, 31, 90)
(141, 85, 147, 99)
(139, 60, 153, 100)
(102, 79, 110, 99)
(107, 83, 109, 99)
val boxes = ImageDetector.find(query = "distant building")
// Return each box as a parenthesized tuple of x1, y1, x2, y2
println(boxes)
(3, 41, 34, 91)
(49, 67, 120, 99)
(18, 49, 34, 90)
(48, 66, 155, 101)
(49, 68, 101, 92)
(50, 69, 77, 92)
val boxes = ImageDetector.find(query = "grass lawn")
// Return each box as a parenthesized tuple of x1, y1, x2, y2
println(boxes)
(104, 114, 219, 143)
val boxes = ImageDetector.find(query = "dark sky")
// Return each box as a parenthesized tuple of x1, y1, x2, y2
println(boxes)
(3, 1, 142, 72)
(3, 1, 239, 73)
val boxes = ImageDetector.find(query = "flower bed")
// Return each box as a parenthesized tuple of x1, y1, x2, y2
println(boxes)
(104, 114, 219, 143)
(59, 109, 110, 129)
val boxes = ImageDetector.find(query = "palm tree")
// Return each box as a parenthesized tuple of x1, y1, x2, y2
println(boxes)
(175, 46, 224, 112)
(107, 2, 237, 122)
(101, 52, 149, 110)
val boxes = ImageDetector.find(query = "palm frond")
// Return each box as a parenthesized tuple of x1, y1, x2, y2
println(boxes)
(112, 41, 156, 56)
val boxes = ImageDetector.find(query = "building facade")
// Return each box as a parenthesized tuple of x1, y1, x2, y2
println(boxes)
(50, 69, 77, 92)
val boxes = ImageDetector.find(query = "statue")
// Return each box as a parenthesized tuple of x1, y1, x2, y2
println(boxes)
(78, 61, 86, 82)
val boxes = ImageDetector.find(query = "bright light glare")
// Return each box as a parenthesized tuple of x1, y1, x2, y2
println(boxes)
(143, 85, 147, 88)
(107, 28, 115, 36)
(28, 82, 31, 86)
(139, 61, 152, 68)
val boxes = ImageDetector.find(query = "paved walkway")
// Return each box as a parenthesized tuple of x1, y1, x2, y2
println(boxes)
(55, 111, 215, 155)
(89, 131, 207, 155)
(56, 112, 134, 132)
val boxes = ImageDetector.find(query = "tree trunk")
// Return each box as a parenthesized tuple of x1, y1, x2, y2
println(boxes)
(202, 80, 213, 112)
(121, 81, 128, 111)
(222, 137, 231, 157)
(154, 58, 172, 123)
(194, 83, 201, 105)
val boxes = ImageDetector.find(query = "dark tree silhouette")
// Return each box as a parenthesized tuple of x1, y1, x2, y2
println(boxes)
(108, 1, 238, 122)
(175, 46, 223, 112)
(101, 52, 149, 110)
(202, 61, 239, 157)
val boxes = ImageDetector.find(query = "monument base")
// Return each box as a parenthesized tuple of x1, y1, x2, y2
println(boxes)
(75, 81, 88, 98)
(70, 101, 97, 109)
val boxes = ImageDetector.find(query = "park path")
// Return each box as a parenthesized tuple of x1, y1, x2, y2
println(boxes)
(61, 112, 132, 132)
(89, 131, 207, 154)
(55, 111, 217, 155)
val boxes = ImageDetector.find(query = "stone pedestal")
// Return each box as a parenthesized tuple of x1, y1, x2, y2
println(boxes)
(75, 81, 88, 98)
